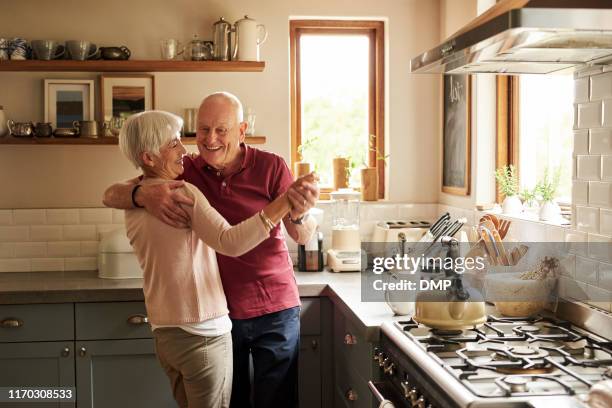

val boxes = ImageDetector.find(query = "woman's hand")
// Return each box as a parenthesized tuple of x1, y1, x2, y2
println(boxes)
(287, 172, 319, 219)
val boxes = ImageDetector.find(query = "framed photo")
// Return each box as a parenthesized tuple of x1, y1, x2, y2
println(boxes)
(44, 79, 95, 128)
(100, 74, 155, 122)
(442, 74, 471, 196)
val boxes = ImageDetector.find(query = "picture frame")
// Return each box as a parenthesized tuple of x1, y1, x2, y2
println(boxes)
(442, 74, 471, 196)
(44, 79, 95, 128)
(100, 74, 155, 122)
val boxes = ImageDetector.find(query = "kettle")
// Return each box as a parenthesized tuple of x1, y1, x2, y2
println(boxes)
(233, 15, 268, 61)
(413, 237, 487, 329)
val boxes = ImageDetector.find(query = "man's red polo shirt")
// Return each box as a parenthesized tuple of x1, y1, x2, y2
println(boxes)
(180, 145, 300, 320)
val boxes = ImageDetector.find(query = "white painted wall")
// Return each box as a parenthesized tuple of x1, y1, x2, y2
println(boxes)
(0, 0, 441, 208)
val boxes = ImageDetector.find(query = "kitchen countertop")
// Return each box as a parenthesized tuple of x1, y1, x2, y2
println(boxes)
(0, 270, 404, 341)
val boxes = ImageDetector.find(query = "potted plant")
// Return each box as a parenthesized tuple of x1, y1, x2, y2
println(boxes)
(495, 165, 522, 215)
(536, 167, 562, 221)
(520, 187, 539, 218)
(360, 135, 389, 201)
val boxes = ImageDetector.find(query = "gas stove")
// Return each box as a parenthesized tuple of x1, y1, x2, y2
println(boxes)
(374, 310, 612, 408)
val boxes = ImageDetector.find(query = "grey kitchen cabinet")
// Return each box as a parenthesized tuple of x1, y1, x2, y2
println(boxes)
(75, 302, 176, 408)
(0, 341, 75, 408)
(333, 304, 379, 408)
(299, 297, 333, 408)
(75, 339, 176, 408)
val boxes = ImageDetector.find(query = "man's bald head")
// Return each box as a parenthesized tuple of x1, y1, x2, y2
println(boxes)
(200, 92, 243, 125)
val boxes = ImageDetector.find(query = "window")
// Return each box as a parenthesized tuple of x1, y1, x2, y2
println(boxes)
(290, 20, 384, 198)
(497, 75, 574, 205)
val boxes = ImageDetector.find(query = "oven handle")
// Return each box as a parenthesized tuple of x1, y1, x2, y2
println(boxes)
(367, 381, 396, 408)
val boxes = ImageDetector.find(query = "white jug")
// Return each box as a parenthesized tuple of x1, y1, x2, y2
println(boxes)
(233, 15, 268, 62)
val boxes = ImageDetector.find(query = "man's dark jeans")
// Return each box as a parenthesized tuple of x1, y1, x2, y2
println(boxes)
(230, 306, 300, 408)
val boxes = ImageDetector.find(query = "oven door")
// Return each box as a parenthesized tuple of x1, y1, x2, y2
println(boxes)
(368, 381, 409, 408)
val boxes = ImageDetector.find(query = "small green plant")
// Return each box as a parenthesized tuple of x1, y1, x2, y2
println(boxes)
(368, 134, 389, 167)
(520, 187, 537, 205)
(536, 167, 561, 202)
(495, 165, 519, 198)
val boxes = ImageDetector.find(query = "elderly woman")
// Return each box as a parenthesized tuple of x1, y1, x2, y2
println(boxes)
(118, 110, 309, 408)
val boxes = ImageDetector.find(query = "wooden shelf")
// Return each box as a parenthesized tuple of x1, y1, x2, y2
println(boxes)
(0, 60, 265, 72)
(0, 135, 267, 145)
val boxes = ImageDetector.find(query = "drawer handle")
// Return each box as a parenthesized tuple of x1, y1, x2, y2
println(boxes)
(344, 333, 357, 345)
(127, 314, 149, 325)
(1, 318, 23, 328)
(346, 388, 358, 401)
(79, 347, 87, 357)
(61, 347, 70, 357)
(311, 339, 318, 350)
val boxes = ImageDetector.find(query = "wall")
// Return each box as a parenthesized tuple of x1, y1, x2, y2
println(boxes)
(0, 0, 441, 208)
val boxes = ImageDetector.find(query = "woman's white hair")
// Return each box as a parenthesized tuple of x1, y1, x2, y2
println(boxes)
(118, 110, 183, 169)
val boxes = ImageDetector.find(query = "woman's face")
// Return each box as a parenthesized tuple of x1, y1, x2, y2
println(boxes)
(149, 136, 187, 179)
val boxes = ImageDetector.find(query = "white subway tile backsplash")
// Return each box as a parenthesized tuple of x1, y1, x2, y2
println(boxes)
(577, 155, 601, 180)
(63, 225, 96, 241)
(585, 285, 612, 312)
(112, 209, 125, 225)
(575, 77, 589, 103)
(601, 209, 612, 236)
(600, 262, 612, 292)
(14, 242, 46, 258)
(590, 129, 612, 154)
(80, 241, 99, 257)
(560, 254, 576, 278)
(588, 181, 612, 207)
(577, 101, 602, 128)
(13, 209, 46, 225)
(572, 181, 588, 205)
(604, 99, 612, 127)
(31, 258, 64, 272)
(47, 242, 81, 258)
(566, 229, 588, 257)
(576, 256, 599, 285)
(590, 72, 612, 100)
(575, 206, 600, 233)
(0, 210, 13, 226)
(573, 130, 589, 155)
(80, 208, 113, 224)
(45, 209, 79, 225)
(565, 279, 589, 301)
(545, 225, 566, 242)
(0, 258, 30, 272)
(588, 233, 612, 263)
(30, 226, 62, 242)
(0, 226, 29, 242)
(0, 243, 14, 258)
(96, 224, 124, 240)
(603, 156, 612, 181)
(65, 257, 97, 271)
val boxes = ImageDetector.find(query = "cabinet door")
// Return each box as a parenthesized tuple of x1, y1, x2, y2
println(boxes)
(299, 335, 321, 408)
(0, 341, 75, 408)
(75, 339, 176, 408)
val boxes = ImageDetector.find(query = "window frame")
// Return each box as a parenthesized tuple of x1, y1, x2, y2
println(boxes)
(289, 20, 385, 198)
(496, 75, 519, 204)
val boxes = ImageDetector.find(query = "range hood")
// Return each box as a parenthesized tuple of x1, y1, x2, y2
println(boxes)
(411, 0, 612, 75)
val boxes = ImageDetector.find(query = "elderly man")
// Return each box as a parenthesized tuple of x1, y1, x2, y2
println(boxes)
(103, 92, 318, 408)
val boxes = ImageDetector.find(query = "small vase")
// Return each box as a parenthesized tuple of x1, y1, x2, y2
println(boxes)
(332, 157, 349, 190)
(360, 167, 378, 201)
(539, 200, 560, 221)
(502, 195, 522, 215)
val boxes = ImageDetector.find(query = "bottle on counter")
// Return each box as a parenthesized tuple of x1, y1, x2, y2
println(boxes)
(298, 231, 324, 272)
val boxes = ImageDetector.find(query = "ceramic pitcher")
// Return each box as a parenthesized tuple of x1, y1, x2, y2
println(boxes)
(233, 15, 268, 62)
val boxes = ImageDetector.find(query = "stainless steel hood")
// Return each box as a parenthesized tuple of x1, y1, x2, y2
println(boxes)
(411, 0, 612, 75)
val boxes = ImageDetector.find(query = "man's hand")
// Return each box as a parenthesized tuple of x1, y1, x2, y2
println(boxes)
(287, 172, 319, 220)
(136, 181, 195, 228)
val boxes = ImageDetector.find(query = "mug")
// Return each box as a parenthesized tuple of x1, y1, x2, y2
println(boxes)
(7, 120, 34, 137)
(66, 40, 99, 60)
(31, 40, 65, 60)
(73, 120, 98, 137)
(9, 38, 29, 60)
(160, 39, 183, 60)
